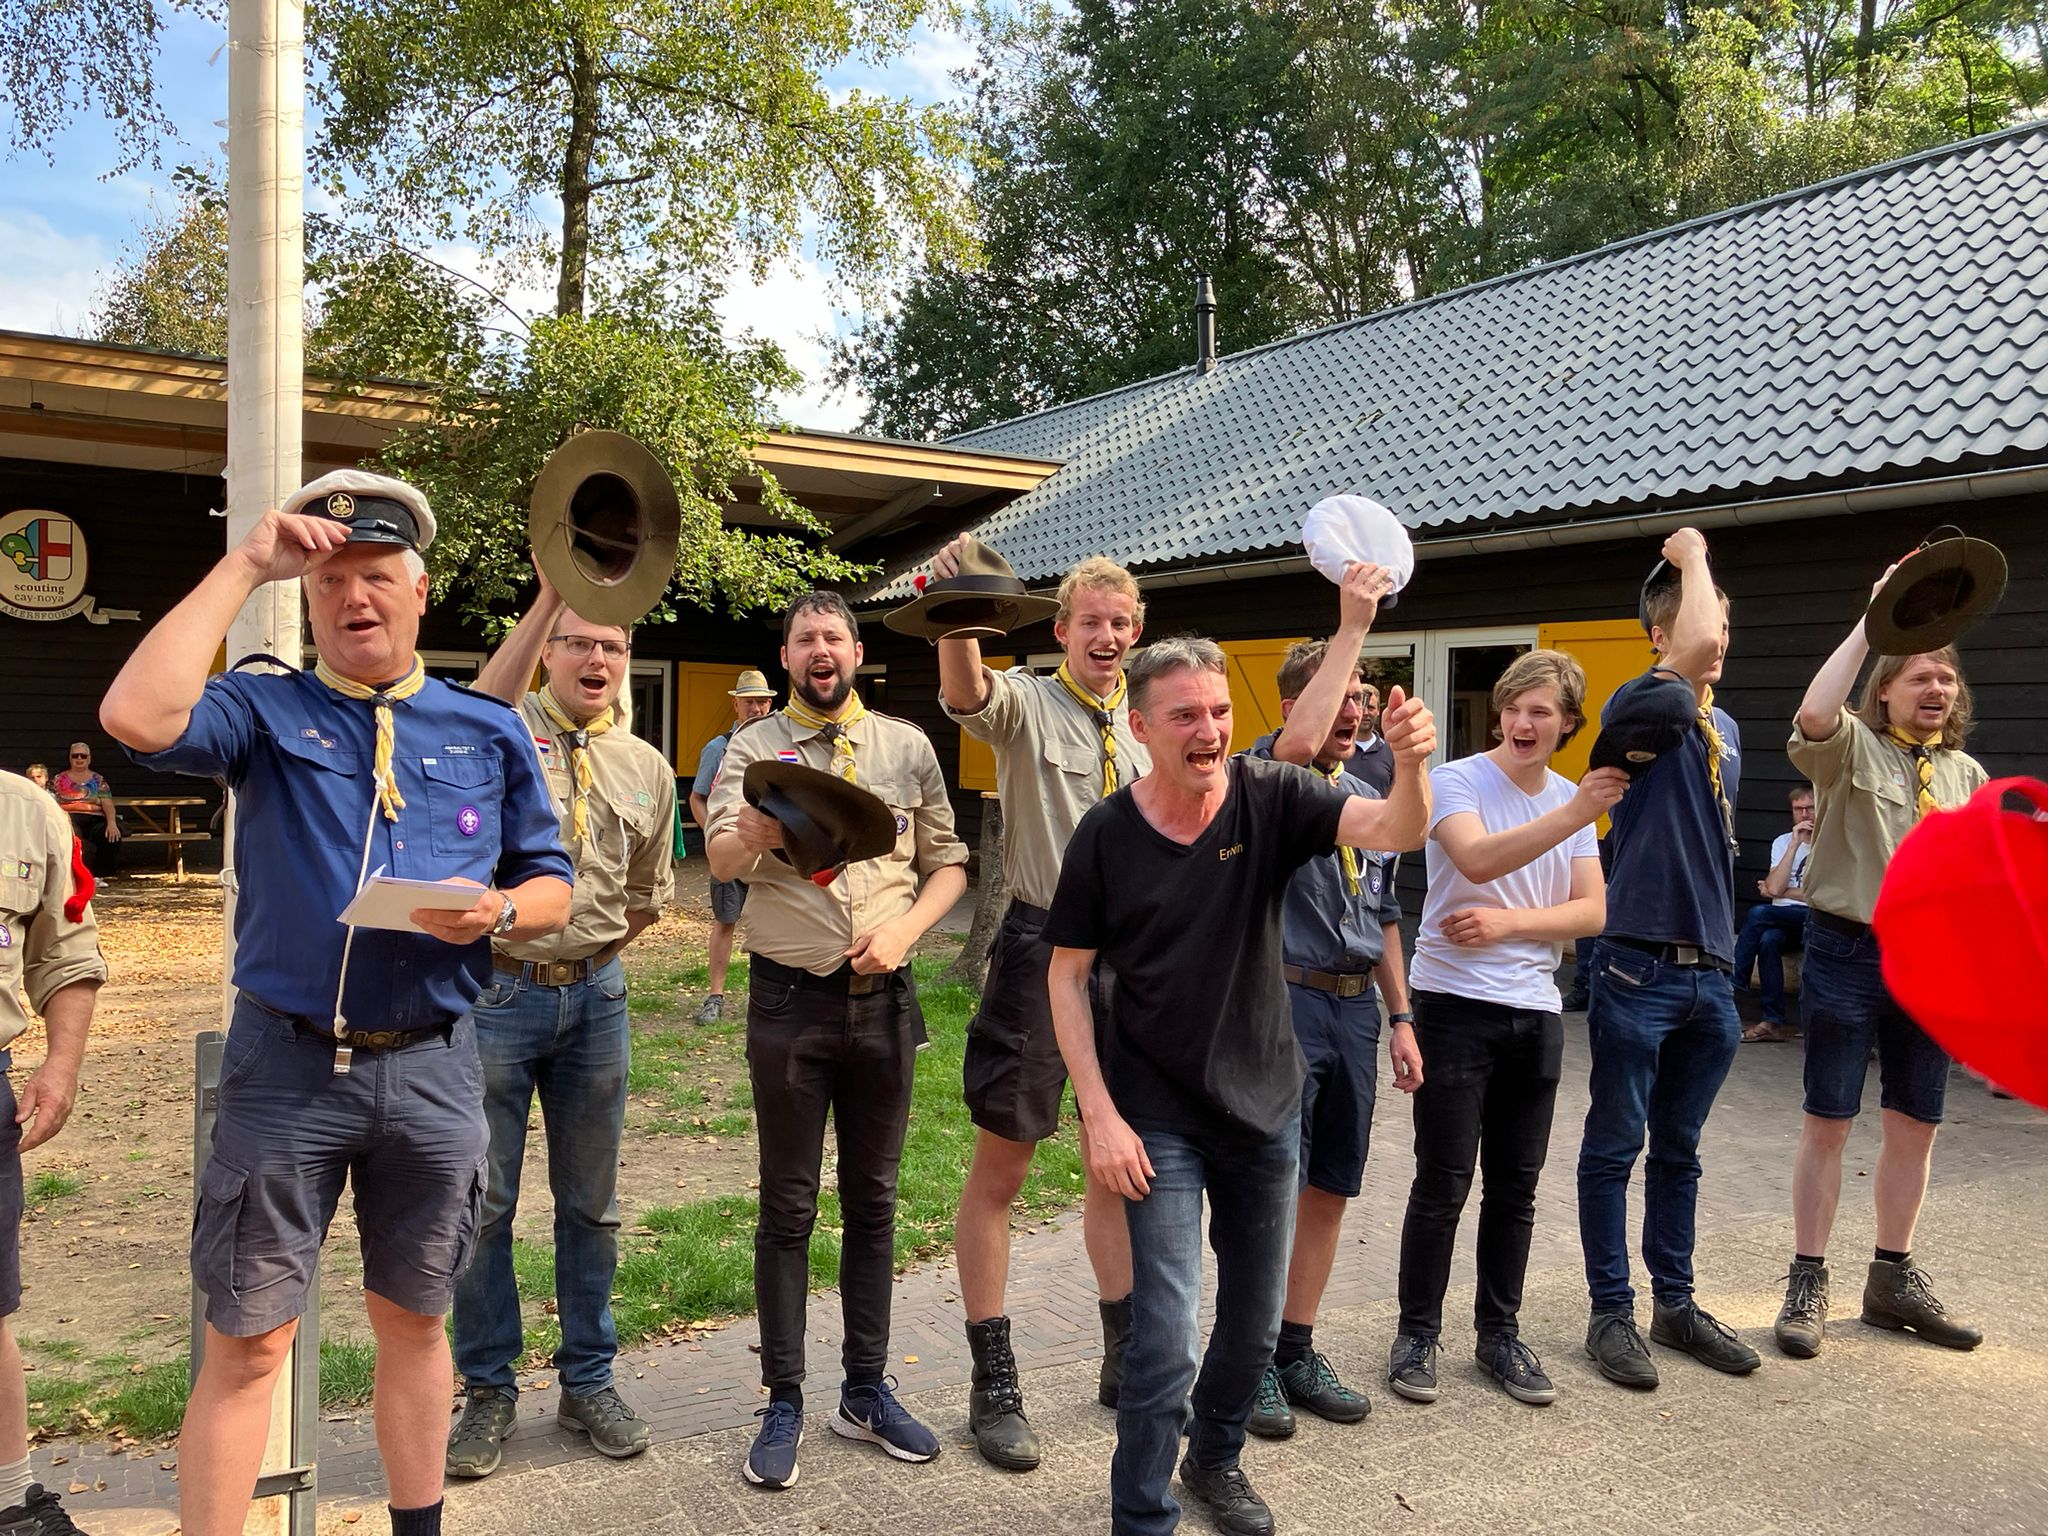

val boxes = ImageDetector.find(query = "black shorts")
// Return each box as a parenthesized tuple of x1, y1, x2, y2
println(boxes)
(709, 877, 747, 926)
(0, 1059, 21, 1319)
(963, 900, 1115, 1145)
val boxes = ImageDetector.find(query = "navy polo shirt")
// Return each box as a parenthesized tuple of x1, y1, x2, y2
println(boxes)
(1599, 669, 1742, 963)
(135, 668, 571, 1030)
(1245, 734, 1402, 974)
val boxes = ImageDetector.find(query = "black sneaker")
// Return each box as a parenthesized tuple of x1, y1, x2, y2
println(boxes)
(1585, 1310, 1660, 1389)
(832, 1377, 940, 1463)
(1277, 1350, 1370, 1424)
(1773, 1260, 1829, 1359)
(744, 1400, 804, 1490)
(1650, 1297, 1762, 1374)
(559, 1385, 652, 1459)
(0, 1486, 87, 1536)
(1476, 1333, 1556, 1405)
(1387, 1333, 1440, 1403)
(1178, 1456, 1275, 1536)
(446, 1386, 519, 1479)
(1561, 987, 1591, 1012)
(1245, 1363, 1295, 1439)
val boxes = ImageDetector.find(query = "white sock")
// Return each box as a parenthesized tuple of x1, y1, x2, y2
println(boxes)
(0, 1454, 33, 1510)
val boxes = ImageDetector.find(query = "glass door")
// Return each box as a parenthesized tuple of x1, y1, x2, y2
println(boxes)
(627, 660, 671, 760)
(1419, 627, 1539, 766)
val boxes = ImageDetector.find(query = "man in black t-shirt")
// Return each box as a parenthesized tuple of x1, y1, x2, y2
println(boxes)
(1045, 636, 1436, 1536)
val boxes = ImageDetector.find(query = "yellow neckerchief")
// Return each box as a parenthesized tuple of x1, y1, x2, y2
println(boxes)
(536, 689, 616, 843)
(315, 655, 427, 821)
(1882, 724, 1943, 820)
(784, 691, 868, 782)
(1695, 685, 1735, 840)
(1321, 760, 1363, 895)
(1054, 661, 1127, 796)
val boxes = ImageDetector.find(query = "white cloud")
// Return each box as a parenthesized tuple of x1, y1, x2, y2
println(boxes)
(717, 258, 869, 433)
(896, 21, 979, 103)
(0, 215, 110, 336)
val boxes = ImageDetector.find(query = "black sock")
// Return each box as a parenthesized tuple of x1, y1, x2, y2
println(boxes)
(1875, 1246, 1911, 1266)
(844, 1372, 883, 1393)
(1795, 1252, 1825, 1267)
(1276, 1320, 1314, 1366)
(768, 1384, 802, 1408)
(390, 1501, 442, 1536)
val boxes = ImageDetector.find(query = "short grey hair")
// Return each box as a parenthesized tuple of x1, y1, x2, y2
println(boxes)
(1128, 635, 1228, 713)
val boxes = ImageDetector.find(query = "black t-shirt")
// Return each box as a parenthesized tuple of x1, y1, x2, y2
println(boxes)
(1043, 754, 1351, 1144)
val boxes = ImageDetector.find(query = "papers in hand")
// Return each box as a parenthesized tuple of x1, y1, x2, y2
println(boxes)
(337, 868, 485, 933)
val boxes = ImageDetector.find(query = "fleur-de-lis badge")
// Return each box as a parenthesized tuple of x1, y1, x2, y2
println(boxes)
(327, 492, 356, 518)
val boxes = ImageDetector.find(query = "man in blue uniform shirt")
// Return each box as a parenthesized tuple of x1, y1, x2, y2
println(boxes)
(102, 471, 572, 1536)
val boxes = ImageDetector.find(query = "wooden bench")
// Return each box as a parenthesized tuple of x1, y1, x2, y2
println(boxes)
(111, 797, 215, 880)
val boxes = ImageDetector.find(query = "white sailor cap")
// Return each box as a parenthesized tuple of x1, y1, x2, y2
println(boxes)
(1302, 494, 1415, 606)
(283, 470, 437, 554)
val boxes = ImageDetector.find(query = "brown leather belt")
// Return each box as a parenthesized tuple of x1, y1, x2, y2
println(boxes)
(1282, 964, 1375, 998)
(751, 953, 905, 997)
(494, 941, 624, 989)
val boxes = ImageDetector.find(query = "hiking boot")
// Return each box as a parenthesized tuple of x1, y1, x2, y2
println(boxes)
(966, 1316, 1040, 1471)
(1862, 1260, 1983, 1351)
(1245, 1363, 1295, 1439)
(1477, 1333, 1556, 1405)
(744, 1400, 803, 1490)
(1387, 1333, 1441, 1403)
(694, 993, 724, 1026)
(832, 1377, 940, 1463)
(1650, 1297, 1761, 1374)
(1278, 1349, 1371, 1424)
(1585, 1310, 1659, 1389)
(446, 1386, 519, 1478)
(0, 1486, 87, 1536)
(558, 1385, 652, 1459)
(1773, 1260, 1829, 1359)
(1178, 1456, 1275, 1536)
(1098, 1295, 1133, 1409)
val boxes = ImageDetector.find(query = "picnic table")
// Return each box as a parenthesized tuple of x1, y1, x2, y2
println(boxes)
(112, 796, 214, 880)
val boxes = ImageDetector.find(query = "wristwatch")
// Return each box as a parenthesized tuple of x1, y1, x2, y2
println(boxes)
(490, 891, 518, 937)
(1387, 1010, 1415, 1025)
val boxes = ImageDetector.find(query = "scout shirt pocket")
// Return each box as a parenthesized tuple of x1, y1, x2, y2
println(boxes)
(866, 778, 922, 863)
(1851, 758, 1912, 811)
(271, 731, 365, 849)
(1045, 742, 1097, 783)
(421, 754, 503, 865)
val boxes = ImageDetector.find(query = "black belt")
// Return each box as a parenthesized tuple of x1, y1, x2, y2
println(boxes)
(1282, 963, 1375, 998)
(494, 943, 622, 989)
(1809, 911, 1871, 939)
(292, 1020, 450, 1052)
(751, 953, 908, 998)
(1606, 936, 1731, 972)
(1007, 898, 1053, 923)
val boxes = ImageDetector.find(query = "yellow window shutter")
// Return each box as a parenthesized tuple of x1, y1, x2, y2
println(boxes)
(958, 656, 1012, 792)
(1539, 618, 1653, 832)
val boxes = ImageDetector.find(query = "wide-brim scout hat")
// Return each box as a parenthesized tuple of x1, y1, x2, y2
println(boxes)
(1587, 671, 1697, 776)
(743, 759, 898, 885)
(1874, 777, 2048, 1108)
(729, 669, 775, 699)
(1302, 494, 1415, 608)
(529, 430, 683, 627)
(884, 537, 1060, 640)
(1863, 527, 2007, 654)
(285, 471, 436, 553)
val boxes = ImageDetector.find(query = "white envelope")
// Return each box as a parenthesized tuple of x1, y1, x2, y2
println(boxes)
(337, 873, 485, 934)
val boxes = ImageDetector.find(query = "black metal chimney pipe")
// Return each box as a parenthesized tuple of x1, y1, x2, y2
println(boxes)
(1195, 272, 1217, 373)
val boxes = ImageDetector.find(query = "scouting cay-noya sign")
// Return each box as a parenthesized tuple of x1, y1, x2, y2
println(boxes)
(0, 509, 137, 624)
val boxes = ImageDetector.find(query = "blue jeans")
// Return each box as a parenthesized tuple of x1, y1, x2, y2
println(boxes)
(1733, 904, 1807, 1024)
(452, 959, 631, 1397)
(1114, 1126, 1298, 1536)
(1576, 942, 1739, 1312)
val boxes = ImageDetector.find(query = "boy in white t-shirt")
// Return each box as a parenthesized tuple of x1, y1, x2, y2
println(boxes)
(1387, 650, 1626, 1407)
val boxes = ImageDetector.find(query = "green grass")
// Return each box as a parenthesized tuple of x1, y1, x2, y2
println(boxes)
(27, 1169, 83, 1203)
(26, 1338, 391, 1440)
(102, 1362, 188, 1439)
(318, 1338, 379, 1406)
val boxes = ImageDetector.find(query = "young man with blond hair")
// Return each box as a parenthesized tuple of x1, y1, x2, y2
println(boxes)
(932, 539, 1150, 1471)
(1773, 566, 1988, 1361)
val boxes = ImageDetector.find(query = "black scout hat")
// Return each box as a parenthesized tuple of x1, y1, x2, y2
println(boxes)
(1587, 670, 1698, 777)
(884, 537, 1060, 641)
(1863, 527, 2007, 654)
(742, 759, 898, 885)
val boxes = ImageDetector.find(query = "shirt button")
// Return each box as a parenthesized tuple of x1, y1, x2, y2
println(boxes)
(395, 840, 405, 849)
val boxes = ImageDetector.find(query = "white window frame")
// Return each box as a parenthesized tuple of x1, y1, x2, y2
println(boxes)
(1420, 625, 1540, 767)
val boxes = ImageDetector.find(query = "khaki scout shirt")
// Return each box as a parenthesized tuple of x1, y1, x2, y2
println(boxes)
(1, 773, 107, 1049)
(705, 708, 968, 976)
(941, 665, 1150, 908)
(1787, 708, 1987, 925)
(497, 692, 677, 964)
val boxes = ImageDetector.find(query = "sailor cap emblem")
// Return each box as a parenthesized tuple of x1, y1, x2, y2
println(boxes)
(327, 492, 356, 518)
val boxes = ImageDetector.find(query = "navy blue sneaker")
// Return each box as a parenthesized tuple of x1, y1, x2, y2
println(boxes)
(831, 1377, 941, 1463)
(744, 1400, 803, 1490)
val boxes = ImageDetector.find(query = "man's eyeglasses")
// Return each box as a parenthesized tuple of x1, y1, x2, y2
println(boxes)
(548, 635, 631, 661)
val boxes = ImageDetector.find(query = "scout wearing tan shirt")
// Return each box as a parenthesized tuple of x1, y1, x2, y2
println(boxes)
(0, 771, 106, 1530)
(706, 590, 967, 1493)
(932, 543, 1151, 1471)
(1774, 576, 1990, 1364)
(448, 580, 677, 1476)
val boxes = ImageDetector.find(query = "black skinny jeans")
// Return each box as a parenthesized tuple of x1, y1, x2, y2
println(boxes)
(746, 962, 921, 1392)
(1396, 990, 1563, 1341)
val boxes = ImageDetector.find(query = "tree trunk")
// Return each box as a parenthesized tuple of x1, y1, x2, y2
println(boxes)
(1853, 0, 1879, 114)
(942, 794, 1005, 992)
(556, 27, 599, 318)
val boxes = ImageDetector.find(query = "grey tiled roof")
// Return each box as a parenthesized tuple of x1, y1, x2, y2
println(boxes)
(882, 123, 2048, 593)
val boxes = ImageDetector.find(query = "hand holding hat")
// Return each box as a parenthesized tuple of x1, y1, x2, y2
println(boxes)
(1862, 527, 2007, 654)
(742, 759, 898, 886)
(886, 535, 1059, 641)
(1303, 495, 1414, 607)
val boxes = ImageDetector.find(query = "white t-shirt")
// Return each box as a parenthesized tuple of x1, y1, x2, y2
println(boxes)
(1768, 831, 1811, 907)
(1409, 753, 1599, 1012)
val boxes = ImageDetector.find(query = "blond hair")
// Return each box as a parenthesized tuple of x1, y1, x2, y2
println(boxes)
(1857, 646, 1973, 751)
(1490, 649, 1590, 747)
(1056, 556, 1145, 628)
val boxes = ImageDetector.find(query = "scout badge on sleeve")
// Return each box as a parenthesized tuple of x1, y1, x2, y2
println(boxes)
(1862, 526, 2007, 654)
(1301, 494, 1415, 607)
(884, 537, 1060, 641)
(742, 760, 898, 886)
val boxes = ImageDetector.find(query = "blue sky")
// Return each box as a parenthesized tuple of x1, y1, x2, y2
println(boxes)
(0, 8, 977, 430)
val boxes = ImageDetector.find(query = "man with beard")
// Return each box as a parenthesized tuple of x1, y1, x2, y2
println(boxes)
(1773, 573, 1988, 1360)
(446, 563, 677, 1477)
(706, 591, 968, 1492)
(1045, 637, 1436, 1536)
(101, 473, 571, 1536)
(929, 539, 1148, 1471)
(1241, 563, 1420, 1440)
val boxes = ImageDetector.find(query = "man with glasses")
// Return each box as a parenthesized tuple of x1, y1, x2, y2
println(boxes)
(448, 565, 677, 1478)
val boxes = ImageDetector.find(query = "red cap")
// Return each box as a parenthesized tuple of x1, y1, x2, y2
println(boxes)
(1873, 777, 2048, 1108)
